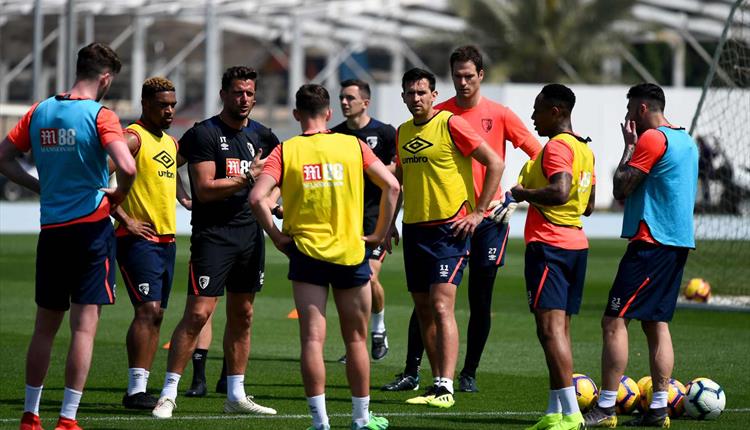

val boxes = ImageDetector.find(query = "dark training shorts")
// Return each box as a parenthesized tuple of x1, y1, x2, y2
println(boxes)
(287, 243, 372, 289)
(605, 241, 689, 322)
(36, 218, 117, 310)
(524, 241, 588, 315)
(187, 223, 265, 296)
(470, 217, 510, 269)
(402, 222, 470, 293)
(117, 236, 176, 308)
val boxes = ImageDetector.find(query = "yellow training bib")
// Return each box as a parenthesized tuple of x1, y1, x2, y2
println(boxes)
(117, 122, 178, 236)
(281, 133, 366, 265)
(398, 110, 474, 224)
(518, 132, 594, 227)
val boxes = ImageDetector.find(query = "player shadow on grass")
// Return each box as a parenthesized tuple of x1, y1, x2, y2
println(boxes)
(0, 397, 144, 417)
(249, 355, 366, 365)
(393, 415, 530, 429)
(249, 381, 352, 390)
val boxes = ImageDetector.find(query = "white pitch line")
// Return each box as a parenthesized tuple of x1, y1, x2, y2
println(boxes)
(1, 409, 749, 423)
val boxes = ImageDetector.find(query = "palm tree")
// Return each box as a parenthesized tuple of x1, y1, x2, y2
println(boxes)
(452, 0, 633, 83)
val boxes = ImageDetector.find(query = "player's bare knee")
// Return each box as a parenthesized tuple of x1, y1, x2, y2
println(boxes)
(301, 332, 326, 347)
(601, 316, 622, 337)
(183, 309, 212, 332)
(535, 323, 553, 344)
(134, 302, 163, 325)
(535, 314, 562, 343)
(227, 306, 253, 329)
(431, 300, 454, 322)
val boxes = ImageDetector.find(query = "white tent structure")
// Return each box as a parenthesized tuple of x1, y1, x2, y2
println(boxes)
(0, 0, 464, 117)
(1, 0, 747, 118)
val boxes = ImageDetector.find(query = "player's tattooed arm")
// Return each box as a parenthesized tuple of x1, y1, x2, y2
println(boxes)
(613, 120, 647, 200)
(613, 160, 647, 200)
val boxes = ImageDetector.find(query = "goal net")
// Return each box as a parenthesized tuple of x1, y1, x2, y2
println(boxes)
(687, 0, 750, 298)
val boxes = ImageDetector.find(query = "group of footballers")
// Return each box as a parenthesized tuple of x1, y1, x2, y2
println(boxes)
(0, 40, 697, 430)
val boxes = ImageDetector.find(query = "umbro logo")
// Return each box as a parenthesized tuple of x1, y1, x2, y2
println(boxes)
(153, 151, 175, 168)
(402, 137, 433, 155)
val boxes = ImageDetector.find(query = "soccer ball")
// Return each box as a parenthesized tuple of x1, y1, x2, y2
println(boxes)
(616, 375, 640, 415)
(640, 377, 686, 417)
(684, 278, 711, 302)
(637, 376, 651, 412)
(573, 373, 598, 412)
(669, 379, 687, 417)
(685, 378, 726, 420)
(684, 376, 709, 394)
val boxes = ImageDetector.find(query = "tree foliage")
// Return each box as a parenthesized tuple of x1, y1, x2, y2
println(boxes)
(452, 0, 633, 83)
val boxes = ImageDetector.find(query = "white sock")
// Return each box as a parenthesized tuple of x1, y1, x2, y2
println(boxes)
(307, 394, 329, 429)
(559, 386, 580, 415)
(370, 310, 385, 333)
(60, 387, 82, 420)
(546, 389, 562, 414)
(651, 390, 668, 409)
(432, 376, 440, 388)
(439, 377, 454, 394)
(227, 374, 246, 402)
(598, 389, 618, 409)
(160, 372, 181, 400)
(352, 395, 370, 427)
(127, 368, 149, 395)
(24, 385, 43, 415)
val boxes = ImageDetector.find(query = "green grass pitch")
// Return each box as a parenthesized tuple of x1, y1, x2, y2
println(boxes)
(1, 234, 748, 429)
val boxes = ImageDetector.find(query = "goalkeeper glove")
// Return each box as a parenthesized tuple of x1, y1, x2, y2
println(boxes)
(489, 191, 517, 225)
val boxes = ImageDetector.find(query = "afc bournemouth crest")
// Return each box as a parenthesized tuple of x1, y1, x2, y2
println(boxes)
(198, 276, 210, 289)
(138, 283, 150, 295)
(482, 118, 493, 132)
(366, 136, 379, 148)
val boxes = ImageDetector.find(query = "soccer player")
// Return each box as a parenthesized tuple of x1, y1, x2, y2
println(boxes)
(332, 78, 397, 363)
(0, 43, 136, 430)
(396, 68, 503, 409)
(114, 77, 192, 410)
(184, 92, 281, 398)
(584, 83, 698, 428)
(512, 84, 595, 430)
(250, 83, 399, 430)
(384, 45, 541, 393)
(151, 66, 277, 419)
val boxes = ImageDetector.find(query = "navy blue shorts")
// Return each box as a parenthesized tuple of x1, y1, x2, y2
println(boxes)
(605, 241, 689, 322)
(470, 217, 510, 269)
(188, 223, 265, 297)
(524, 242, 588, 314)
(36, 218, 117, 311)
(117, 236, 176, 308)
(402, 223, 470, 293)
(287, 243, 371, 289)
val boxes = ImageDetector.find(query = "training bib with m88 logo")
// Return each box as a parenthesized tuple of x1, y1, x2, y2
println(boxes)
(278, 132, 367, 266)
(8, 95, 124, 227)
